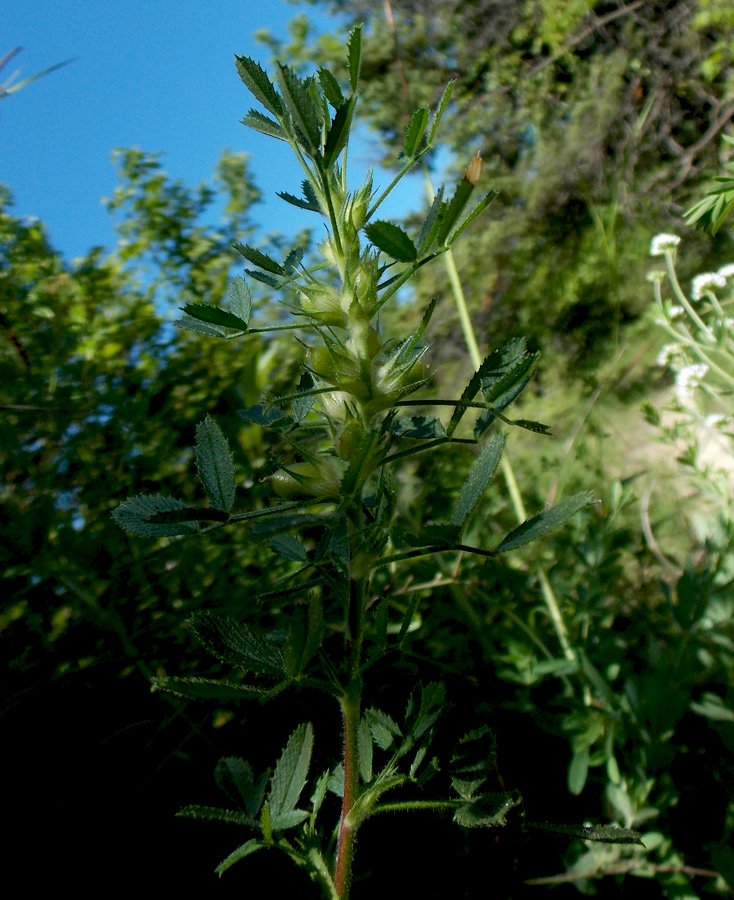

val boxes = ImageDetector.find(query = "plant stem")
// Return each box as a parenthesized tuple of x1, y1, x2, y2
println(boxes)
(422, 169, 582, 684)
(334, 573, 365, 899)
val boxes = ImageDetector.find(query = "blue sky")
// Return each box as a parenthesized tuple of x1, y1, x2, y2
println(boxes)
(2, 0, 426, 261)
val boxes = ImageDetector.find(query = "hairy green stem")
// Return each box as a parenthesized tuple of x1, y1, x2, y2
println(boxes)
(335, 568, 366, 898)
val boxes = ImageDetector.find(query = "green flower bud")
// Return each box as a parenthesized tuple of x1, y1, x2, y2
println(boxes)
(299, 284, 348, 328)
(269, 460, 341, 500)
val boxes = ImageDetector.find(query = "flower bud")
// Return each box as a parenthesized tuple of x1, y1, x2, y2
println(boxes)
(299, 284, 348, 328)
(269, 460, 341, 500)
(464, 153, 482, 186)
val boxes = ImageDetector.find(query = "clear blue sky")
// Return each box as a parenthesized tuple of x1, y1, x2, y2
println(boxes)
(2, 0, 426, 260)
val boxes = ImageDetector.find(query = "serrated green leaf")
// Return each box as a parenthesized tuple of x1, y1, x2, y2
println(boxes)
(366, 708, 402, 750)
(394, 297, 439, 367)
(191, 612, 285, 676)
(358, 718, 373, 782)
(179, 304, 249, 332)
(246, 268, 282, 288)
(291, 371, 316, 422)
(269, 723, 314, 824)
(327, 764, 344, 797)
(215, 840, 264, 877)
(450, 434, 506, 529)
(175, 314, 228, 338)
(177, 805, 253, 826)
(112, 494, 199, 537)
(233, 243, 286, 275)
(454, 791, 521, 828)
(494, 490, 595, 553)
(237, 404, 291, 428)
(146, 508, 229, 524)
(404, 107, 429, 158)
(151, 675, 281, 701)
(347, 25, 362, 92)
(284, 594, 323, 677)
(318, 66, 344, 107)
(310, 771, 330, 818)
(529, 822, 644, 846)
(235, 55, 283, 117)
(449, 726, 496, 797)
(323, 97, 356, 168)
(428, 80, 454, 144)
(417, 187, 445, 255)
(215, 758, 269, 819)
(227, 275, 252, 325)
(269, 534, 307, 561)
(447, 347, 517, 437)
(365, 221, 417, 262)
(241, 109, 287, 141)
(407, 682, 446, 740)
(269, 808, 310, 830)
(283, 246, 305, 273)
(195, 416, 236, 513)
(446, 190, 498, 246)
(390, 416, 446, 440)
(277, 189, 321, 212)
(275, 64, 321, 153)
(435, 166, 477, 248)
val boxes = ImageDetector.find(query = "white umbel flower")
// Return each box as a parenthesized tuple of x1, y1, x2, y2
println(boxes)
(650, 234, 681, 256)
(717, 263, 734, 279)
(692, 272, 726, 300)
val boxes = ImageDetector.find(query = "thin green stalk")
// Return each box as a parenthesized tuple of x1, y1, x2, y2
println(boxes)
(422, 168, 581, 678)
(663, 250, 714, 340)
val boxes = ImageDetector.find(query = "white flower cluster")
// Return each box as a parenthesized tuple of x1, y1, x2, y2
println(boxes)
(656, 343, 686, 367)
(692, 272, 727, 300)
(718, 263, 734, 279)
(650, 234, 681, 256)
(704, 413, 732, 429)
(675, 362, 709, 400)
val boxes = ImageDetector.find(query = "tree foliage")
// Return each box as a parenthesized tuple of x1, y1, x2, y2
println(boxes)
(264, 0, 734, 364)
